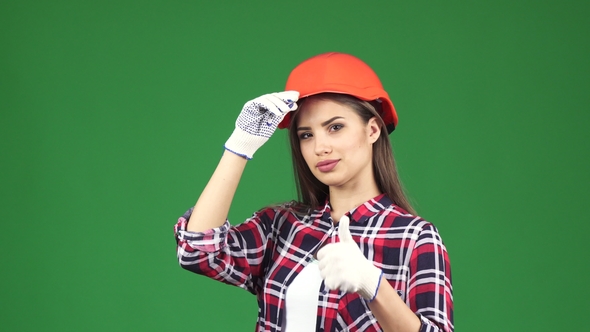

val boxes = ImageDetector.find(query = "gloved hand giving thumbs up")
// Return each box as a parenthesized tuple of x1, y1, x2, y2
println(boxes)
(225, 91, 299, 159)
(317, 215, 384, 301)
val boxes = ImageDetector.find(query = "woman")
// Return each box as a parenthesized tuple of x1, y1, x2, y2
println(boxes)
(174, 52, 454, 332)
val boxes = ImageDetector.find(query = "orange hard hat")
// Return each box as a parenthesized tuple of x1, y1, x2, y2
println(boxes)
(280, 52, 398, 133)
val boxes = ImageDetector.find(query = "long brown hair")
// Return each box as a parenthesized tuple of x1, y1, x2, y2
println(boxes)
(287, 93, 416, 215)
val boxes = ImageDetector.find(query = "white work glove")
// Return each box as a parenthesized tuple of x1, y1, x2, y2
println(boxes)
(224, 91, 299, 159)
(317, 215, 384, 301)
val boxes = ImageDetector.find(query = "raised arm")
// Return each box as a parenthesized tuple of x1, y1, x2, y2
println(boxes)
(186, 91, 299, 233)
(187, 150, 247, 232)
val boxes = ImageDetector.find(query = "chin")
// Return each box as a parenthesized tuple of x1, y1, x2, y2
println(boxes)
(313, 173, 347, 188)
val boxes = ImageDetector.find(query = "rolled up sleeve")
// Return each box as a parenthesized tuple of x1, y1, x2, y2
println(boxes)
(173, 207, 276, 295)
(175, 208, 231, 254)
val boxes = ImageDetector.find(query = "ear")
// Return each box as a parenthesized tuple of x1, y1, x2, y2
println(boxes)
(366, 117, 381, 144)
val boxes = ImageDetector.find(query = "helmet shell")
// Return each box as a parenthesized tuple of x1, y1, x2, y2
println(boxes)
(280, 52, 398, 132)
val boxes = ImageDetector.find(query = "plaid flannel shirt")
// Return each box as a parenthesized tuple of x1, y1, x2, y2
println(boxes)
(174, 194, 453, 332)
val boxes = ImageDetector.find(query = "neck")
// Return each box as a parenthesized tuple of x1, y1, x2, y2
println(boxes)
(328, 181, 381, 223)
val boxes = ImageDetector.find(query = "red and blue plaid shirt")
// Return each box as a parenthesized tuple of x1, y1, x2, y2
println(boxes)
(174, 194, 453, 332)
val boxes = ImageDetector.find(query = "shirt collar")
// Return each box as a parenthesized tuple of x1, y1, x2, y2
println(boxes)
(314, 193, 395, 224)
(349, 193, 394, 224)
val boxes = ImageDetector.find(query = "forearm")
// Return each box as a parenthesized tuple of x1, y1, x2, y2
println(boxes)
(187, 150, 247, 232)
(368, 276, 421, 332)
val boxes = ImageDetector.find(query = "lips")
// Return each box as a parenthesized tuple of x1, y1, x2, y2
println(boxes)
(316, 159, 339, 172)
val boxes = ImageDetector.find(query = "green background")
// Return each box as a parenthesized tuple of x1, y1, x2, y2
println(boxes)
(1, 1, 588, 331)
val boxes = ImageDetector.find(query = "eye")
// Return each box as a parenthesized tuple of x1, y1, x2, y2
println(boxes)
(299, 132, 312, 140)
(329, 124, 343, 132)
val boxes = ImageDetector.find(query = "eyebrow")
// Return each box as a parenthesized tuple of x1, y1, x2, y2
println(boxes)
(296, 116, 345, 131)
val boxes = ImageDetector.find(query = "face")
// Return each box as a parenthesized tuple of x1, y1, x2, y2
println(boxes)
(295, 98, 381, 190)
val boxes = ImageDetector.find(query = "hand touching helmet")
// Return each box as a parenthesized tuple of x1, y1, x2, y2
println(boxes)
(225, 91, 299, 159)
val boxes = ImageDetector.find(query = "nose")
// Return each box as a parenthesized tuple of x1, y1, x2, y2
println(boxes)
(314, 133, 331, 156)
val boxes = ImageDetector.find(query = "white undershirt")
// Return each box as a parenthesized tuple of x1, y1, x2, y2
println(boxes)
(284, 260, 323, 332)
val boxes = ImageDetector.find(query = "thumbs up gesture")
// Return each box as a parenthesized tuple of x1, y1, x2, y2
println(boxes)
(317, 216, 384, 301)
